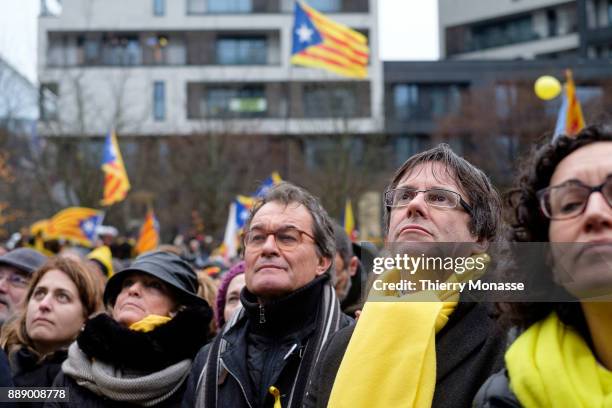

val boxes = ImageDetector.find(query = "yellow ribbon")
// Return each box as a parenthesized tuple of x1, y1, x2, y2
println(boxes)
(129, 314, 172, 333)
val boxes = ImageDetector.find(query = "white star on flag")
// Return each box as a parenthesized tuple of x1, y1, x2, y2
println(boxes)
(296, 24, 314, 43)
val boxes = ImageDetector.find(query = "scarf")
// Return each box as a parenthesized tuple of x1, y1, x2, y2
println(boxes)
(129, 315, 172, 333)
(506, 312, 612, 408)
(195, 274, 345, 408)
(328, 253, 489, 408)
(63, 342, 191, 406)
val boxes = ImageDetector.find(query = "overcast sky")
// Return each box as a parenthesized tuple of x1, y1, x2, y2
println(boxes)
(0, 0, 439, 83)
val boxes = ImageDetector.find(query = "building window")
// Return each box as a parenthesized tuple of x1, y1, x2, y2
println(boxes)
(216, 36, 267, 65)
(40, 0, 62, 16)
(101, 35, 141, 66)
(303, 84, 359, 118)
(186, 0, 206, 14)
(547, 9, 558, 37)
(608, 0, 612, 25)
(392, 84, 462, 121)
(206, 86, 266, 118)
(208, 0, 252, 13)
(307, 0, 341, 12)
(40, 83, 59, 121)
(153, 81, 165, 121)
(153, 0, 165, 16)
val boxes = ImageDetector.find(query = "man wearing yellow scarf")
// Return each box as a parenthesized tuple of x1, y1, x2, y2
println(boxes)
(304, 144, 507, 408)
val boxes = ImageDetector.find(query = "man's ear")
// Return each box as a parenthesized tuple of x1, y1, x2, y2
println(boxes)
(472, 238, 489, 254)
(348, 256, 359, 277)
(316, 256, 332, 276)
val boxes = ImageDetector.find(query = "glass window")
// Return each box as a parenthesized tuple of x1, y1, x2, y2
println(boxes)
(186, 0, 206, 14)
(153, 0, 165, 16)
(307, 0, 341, 12)
(208, 0, 252, 13)
(101, 35, 141, 66)
(303, 84, 358, 118)
(153, 81, 165, 121)
(40, 83, 59, 121)
(608, 0, 612, 25)
(206, 86, 266, 118)
(392, 84, 462, 120)
(216, 37, 267, 65)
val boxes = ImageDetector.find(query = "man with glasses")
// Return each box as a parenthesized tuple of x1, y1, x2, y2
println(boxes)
(306, 143, 507, 408)
(0, 248, 48, 327)
(184, 182, 352, 408)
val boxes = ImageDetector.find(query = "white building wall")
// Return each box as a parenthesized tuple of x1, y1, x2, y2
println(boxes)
(38, 0, 382, 136)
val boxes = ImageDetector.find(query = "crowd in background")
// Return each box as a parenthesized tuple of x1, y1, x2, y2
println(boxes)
(0, 123, 610, 407)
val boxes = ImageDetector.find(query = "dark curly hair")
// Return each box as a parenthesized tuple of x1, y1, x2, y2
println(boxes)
(501, 124, 612, 331)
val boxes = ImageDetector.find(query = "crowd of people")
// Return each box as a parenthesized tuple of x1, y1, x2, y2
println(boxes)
(0, 123, 610, 407)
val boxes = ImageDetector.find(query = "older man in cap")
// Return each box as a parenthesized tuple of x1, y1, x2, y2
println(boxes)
(184, 182, 353, 408)
(0, 248, 47, 326)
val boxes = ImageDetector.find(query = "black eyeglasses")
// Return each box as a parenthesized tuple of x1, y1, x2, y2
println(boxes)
(244, 226, 315, 251)
(537, 175, 612, 220)
(0, 269, 30, 288)
(383, 187, 473, 215)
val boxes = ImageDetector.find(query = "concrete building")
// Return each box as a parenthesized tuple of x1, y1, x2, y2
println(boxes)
(37, 0, 382, 137)
(439, 0, 612, 60)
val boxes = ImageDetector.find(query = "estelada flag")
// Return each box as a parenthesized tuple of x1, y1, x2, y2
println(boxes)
(135, 209, 160, 255)
(291, 1, 369, 78)
(553, 69, 585, 140)
(100, 130, 131, 206)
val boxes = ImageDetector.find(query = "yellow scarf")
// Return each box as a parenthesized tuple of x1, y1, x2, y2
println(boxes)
(506, 312, 612, 408)
(129, 314, 172, 333)
(327, 254, 488, 408)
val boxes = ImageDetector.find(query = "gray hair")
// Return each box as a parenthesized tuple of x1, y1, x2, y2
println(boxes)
(384, 143, 502, 242)
(244, 182, 336, 270)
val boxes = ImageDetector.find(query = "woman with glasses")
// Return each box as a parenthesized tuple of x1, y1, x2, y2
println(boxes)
(0, 257, 103, 394)
(474, 124, 612, 407)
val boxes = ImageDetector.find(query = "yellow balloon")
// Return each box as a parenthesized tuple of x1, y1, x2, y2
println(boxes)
(534, 75, 562, 100)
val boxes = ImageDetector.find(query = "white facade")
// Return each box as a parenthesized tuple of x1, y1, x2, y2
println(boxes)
(38, 0, 382, 136)
(438, 0, 579, 59)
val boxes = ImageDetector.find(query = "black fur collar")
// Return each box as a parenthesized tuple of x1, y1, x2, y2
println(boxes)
(77, 306, 211, 372)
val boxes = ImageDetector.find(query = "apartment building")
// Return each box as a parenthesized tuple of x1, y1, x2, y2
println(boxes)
(38, 0, 382, 137)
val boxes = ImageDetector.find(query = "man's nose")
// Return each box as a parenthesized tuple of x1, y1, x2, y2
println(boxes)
(403, 192, 428, 219)
(260, 233, 280, 255)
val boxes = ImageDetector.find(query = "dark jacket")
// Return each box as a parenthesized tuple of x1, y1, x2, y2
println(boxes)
(45, 305, 212, 408)
(473, 369, 521, 408)
(183, 274, 353, 408)
(10, 347, 66, 388)
(305, 301, 506, 408)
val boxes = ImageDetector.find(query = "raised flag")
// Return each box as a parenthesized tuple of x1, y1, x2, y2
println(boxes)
(100, 130, 131, 206)
(291, 1, 369, 78)
(45, 207, 104, 247)
(343, 199, 357, 241)
(254, 171, 283, 198)
(135, 209, 160, 254)
(553, 70, 585, 140)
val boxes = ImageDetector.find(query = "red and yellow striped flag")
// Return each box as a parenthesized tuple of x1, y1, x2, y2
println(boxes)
(100, 130, 131, 206)
(45, 207, 104, 247)
(291, 1, 369, 79)
(135, 209, 160, 255)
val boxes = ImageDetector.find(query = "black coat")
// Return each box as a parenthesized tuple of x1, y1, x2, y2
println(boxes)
(305, 302, 507, 408)
(182, 275, 353, 408)
(10, 347, 66, 388)
(45, 305, 212, 408)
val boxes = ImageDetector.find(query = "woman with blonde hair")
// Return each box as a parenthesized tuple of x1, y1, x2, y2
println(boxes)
(1, 256, 103, 389)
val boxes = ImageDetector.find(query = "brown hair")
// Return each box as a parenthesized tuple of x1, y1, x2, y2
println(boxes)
(196, 271, 218, 336)
(1, 256, 104, 356)
(384, 143, 502, 242)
